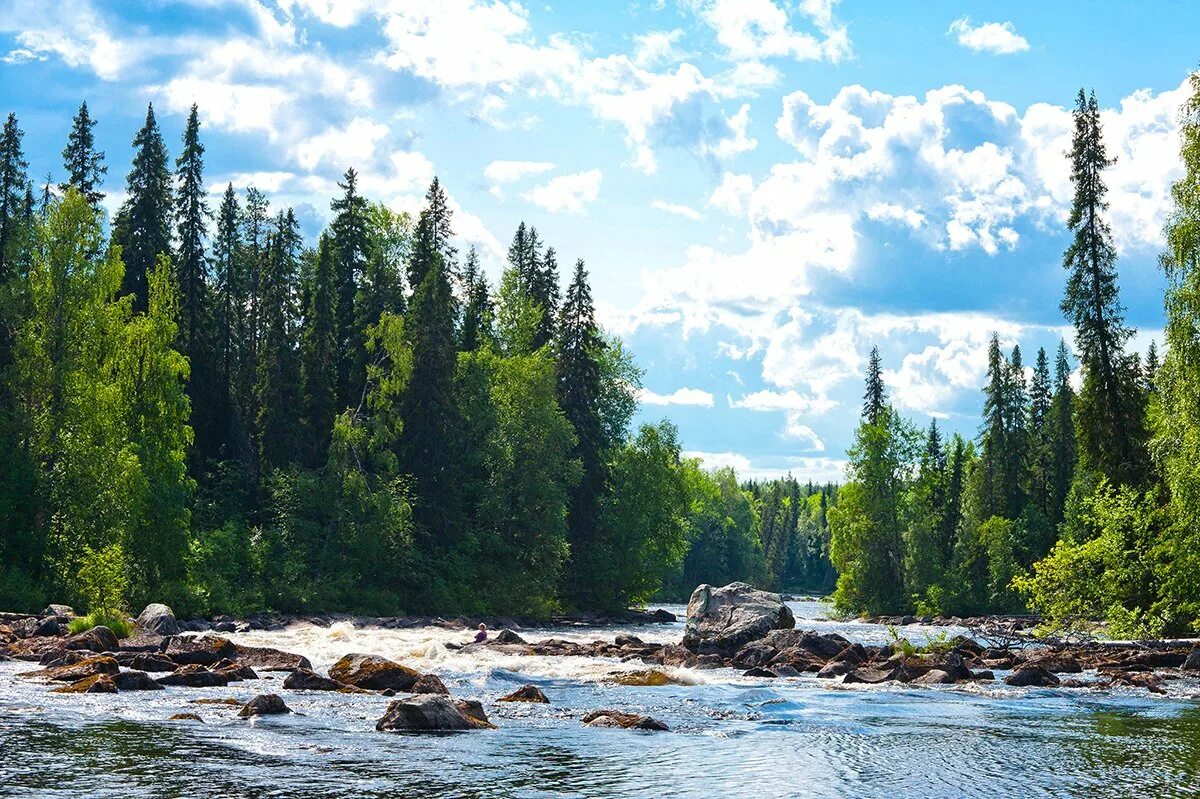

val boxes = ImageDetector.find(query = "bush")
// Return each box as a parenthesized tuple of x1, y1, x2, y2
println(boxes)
(67, 611, 133, 638)
(76, 543, 130, 617)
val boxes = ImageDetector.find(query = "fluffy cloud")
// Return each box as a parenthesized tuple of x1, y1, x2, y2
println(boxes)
(483, 160, 555, 195)
(522, 169, 602, 214)
(638, 387, 716, 407)
(689, 0, 851, 63)
(948, 18, 1030, 56)
(651, 200, 703, 220)
(782, 416, 826, 451)
(729, 389, 838, 415)
(0, 0, 135, 81)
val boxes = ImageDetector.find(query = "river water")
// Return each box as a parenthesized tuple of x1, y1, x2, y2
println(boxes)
(2, 602, 1199, 798)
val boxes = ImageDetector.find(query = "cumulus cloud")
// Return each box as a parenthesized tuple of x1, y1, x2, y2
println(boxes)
(651, 200, 703, 220)
(688, 0, 851, 63)
(948, 17, 1030, 55)
(782, 416, 826, 451)
(729, 390, 838, 415)
(0, 0, 135, 80)
(522, 169, 602, 214)
(638, 387, 716, 407)
(483, 159, 555, 197)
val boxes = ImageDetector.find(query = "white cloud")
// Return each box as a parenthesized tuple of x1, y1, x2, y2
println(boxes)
(633, 29, 687, 68)
(638, 387, 716, 407)
(689, 0, 851, 63)
(782, 415, 826, 451)
(948, 17, 1030, 56)
(729, 390, 838, 415)
(651, 200, 703, 220)
(683, 450, 848, 482)
(483, 159, 555, 197)
(0, 0, 133, 80)
(708, 172, 754, 215)
(522, 169, 602, 214)
(294, 117, 389, 171)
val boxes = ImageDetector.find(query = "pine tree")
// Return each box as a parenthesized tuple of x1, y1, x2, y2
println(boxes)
(557, 259, 608, 606)
(399, 180, 463, 556)
(60, 102, 106, 210)
(256, 210, 302, 470)
(1026, 347, 1055, 528)
(174, 104, 209, 357)
(530, 244, 560, 349)
(114, 104, 173, 312)
(459, 246, 493, 351)
(863, 345, 886, 425)
(353, 201, 409, 398)
(1061, 89, 1148, 485)
(300, 234, 338, 467)
(330, 168, 369, 410)
(212, 185, 243, 402)
(0, 113, 28, 282)
(240, 186, 270, 445)
(1143, 340, 1160, 392)
(1048, 340, 1077, 528)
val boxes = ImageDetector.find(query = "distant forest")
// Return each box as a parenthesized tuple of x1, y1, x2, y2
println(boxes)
(829, 75, 1200, 638)
(0, 100, 830, 619)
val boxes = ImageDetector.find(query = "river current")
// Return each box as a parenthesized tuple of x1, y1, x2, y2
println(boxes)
(2, 602, 1198, 798)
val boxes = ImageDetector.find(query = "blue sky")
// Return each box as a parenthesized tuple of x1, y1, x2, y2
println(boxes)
(1, 0, 1195, 481)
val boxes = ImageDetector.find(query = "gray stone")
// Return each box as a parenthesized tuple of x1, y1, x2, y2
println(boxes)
(135, 603, 180, 636)
(682, 582, 795, 655)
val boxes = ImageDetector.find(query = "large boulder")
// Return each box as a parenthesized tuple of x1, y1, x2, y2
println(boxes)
(65, 626, 120, 653)
(411, 674, 450, 695)
(156, 664, 231, 688)
(52, 674, 117, 694)
(283, 668, 348, 692)
(135, 604, 180, 636)
(375, 696, 495, 731)
(682, 582, 794, 655)
(497, 684, 549, 703)
(1183, 647, 1200, 671)
(1004, 666, 1061, 687)
(232, 643, 312, 672)
(162, 635, 238, 666)
(582, 710, 669, 731)
(20, 655, 119, 683)
(113, 670, 163, 691)
(330, 653, 420, 691)
(238, 694, 291, 718)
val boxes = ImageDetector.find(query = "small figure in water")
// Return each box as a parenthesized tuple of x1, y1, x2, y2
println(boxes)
(474, 623, 488, 643)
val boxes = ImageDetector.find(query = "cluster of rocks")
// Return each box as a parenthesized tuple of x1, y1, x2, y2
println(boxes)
(2, 603, 673, 733)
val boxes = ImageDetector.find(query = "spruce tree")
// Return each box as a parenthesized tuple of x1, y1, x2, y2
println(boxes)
(530, 244, 560, 350)
(114, 104, 173, 312)
(256, 210, 302, 470)
(1048, 340, 1077, 528)
(862, 345, 886, 425)
(1143, 341, 1159, 392)
(0, 113, 28, 282)
(240, 186, 270, 443)
(212, 185, 242, 400)
(174, 104, 209, 357)
(407, 177, 453, 291)
(60, 102, 106, 209)
(557, 259, 608, 606)
(330, 168, 369, 410)
(459, 246, 493, 351)
(300, 234, 338, 467)
(1061, 89, 1148, 485)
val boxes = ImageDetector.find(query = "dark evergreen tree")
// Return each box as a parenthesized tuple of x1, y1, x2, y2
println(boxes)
(300, 234, 338, 467)
(114, 104, 173, 312)
(330, 168, 369, 410)
(459, 246, 493, 351)
(212, 185, 242, 402)
(406, 177, 453, 291)
(530, 244, 559, 349)
(1048, 340, 1077, 528)
(940, 435, 967, 562)
(256, 210, 302, 470)
(862, 345, 886, 425)
(1143, 340, 1160, 392)
(174, 104, 209, 358)
(0, 113, 28, 282)
(557, 259, 608, 607)
(1061, 89, 1148, 485)
(60, 102, 106, 209)
(240, 186, 270, 449)
(1026, 346, 1055, 532)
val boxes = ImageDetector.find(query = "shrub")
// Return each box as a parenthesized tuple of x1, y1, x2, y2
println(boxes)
(67, 611, 133, 638)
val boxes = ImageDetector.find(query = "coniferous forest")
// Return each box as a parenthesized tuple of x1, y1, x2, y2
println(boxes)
(0, 100, 830, 619)
(828, 79, 1200, 637)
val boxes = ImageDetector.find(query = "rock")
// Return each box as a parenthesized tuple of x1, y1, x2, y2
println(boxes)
(816, 661, 855, 679)
(232, 643, 312, 672)
(1107, 671, 1166, 694)
(42, 604, 75, 618)
(170, 713, 204, 722)
(1004, 666, 1061, 687)
(283, 668, 347, 692)
(129, 653, 179, 673)
(162, 635, 239, 666)
(581, 710, 669, 731)
(135, 603, 180, 636)
(497, 684, 549, 703)
(238, 693, 292, 718)
(212, 659, 259, 682)
(932, 652, 974, 682)
(610, 669, 675, 687)
(494, 629, 526, 645)
(742, 667, 777, 678)
(682, 582, 795, 655)
(329, 653, 420, 691)
(843, 667, 895, 685)
(65, 626, 120, 653)
(772, 664, 802, 678)
(614, 634, 644, 647)
(1023, 652, 1082, 674)
(1185, 647, 1200, 671)
(52, 674, 118, 694)
(34, 618, 62, 637)
(190, 697, 243, 705)
(411, 673, 450, 695)
(375, 696, 495, 731)
(113, 670, 163, 691)
(912, 669, 955, 685)
(156, 664, 231, 688)
(21, 655, 119, 682)
(650, 609, 677, 622)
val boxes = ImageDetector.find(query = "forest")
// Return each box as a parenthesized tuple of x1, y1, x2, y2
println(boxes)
(828, 77, 1200, 638)
(0, 100, 830, 620)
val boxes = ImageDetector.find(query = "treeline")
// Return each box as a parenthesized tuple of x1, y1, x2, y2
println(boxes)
(830, 78, 1200, 638)
(0, 101, 790, 618)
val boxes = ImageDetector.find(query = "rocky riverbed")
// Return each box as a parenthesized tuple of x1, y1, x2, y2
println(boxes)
(3, 587, 1200, 798)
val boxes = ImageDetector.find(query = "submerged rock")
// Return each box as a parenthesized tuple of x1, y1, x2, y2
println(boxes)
(742, 667, 777, 678)
(156, 664, 231, 688)
(162, 635, 238, 666)
(375, 696, 495, 731)
(610, 669, 675, 686)
(52, 674, 118, 694)
(170, 713, 204, 722)
(21, 655, 119, 682)
(238, 693, 292, 718)
(135, 603, 180, 636)
(283, 668, 347, 692)
(127, 653, 178, 673)
(581, 710, 669, 731)
(682, 582, 794, 656)
(232, 643, 312, 672)
(497, 684, 549, 703)
(330, 653, 420, 691)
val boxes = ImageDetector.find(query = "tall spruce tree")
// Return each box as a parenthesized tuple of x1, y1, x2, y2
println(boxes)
(60, 102, 106, 210)
(256, 210, 302, 470)
(300, 234, 338, 467)
(114, 104, 173, 312)
(863, 345, 886, 425)
(0, 113, 28, 282)
(459, 246, 493, 351)
(406, 177, 453, 291)
(557, 259, 608, 607)
(1026, 347, 1055, 533)
(212, 185, 242, 405)
(530, 244, 560, 349)
(330, 168, 369, 410)
(1048, 341, 1077, 528)
(174, 104, 209, 358)
(1061, 89, 1148, 485)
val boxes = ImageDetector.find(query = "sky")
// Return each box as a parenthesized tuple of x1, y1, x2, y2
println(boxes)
(0, 0, 1196, 483)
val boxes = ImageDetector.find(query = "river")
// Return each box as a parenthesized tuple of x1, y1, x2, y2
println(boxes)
(2, 602, 1199, 798)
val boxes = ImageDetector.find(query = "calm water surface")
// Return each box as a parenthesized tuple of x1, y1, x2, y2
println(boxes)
(2, 602, 1198, 798)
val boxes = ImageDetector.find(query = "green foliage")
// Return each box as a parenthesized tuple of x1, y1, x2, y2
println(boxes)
(76, 543, 130, 617)
(68, 612, 132, 639)
(886, 626, 953, 658)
